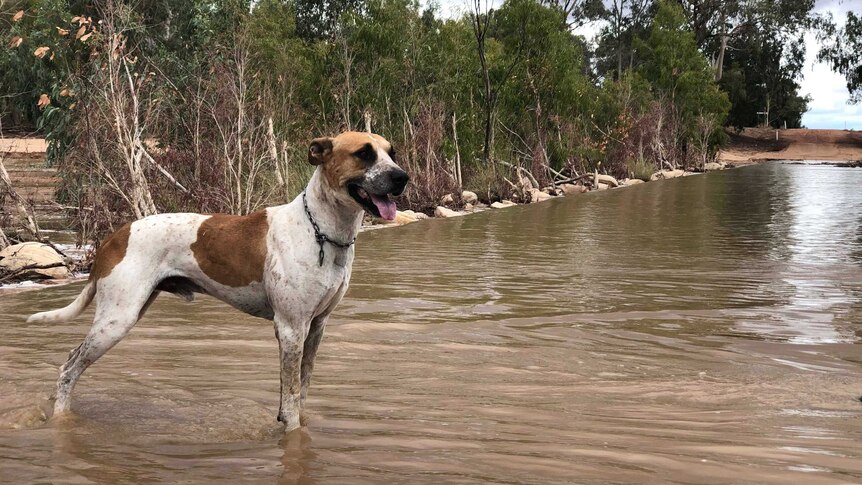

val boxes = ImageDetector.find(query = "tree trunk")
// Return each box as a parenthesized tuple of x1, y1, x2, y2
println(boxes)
(715, 33, 728, 82)
(452, 112, 462, 189)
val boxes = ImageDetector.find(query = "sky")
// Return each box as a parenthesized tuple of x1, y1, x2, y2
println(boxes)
(433, 0, 862, 130)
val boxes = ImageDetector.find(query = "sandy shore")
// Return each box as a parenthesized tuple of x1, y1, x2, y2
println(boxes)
(717, 128, 862, 166)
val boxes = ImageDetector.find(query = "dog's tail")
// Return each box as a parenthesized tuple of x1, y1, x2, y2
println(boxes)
(27, 282, 96, 324)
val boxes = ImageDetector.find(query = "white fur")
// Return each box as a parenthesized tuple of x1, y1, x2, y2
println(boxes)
(29, 166, 367, 430)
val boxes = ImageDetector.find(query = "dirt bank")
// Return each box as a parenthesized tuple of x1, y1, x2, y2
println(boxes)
(717, 128, 862, 166)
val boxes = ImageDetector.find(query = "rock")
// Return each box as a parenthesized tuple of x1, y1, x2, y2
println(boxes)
(393, 211, 418, 225)
(435, 206, 462, 218)
(529, 188, 553, 203)
(461, 190, 478, 204)
(491, 200, 516, 209)
(622, 178, 645, 186)
(374, 210, 417, 225)
(703, 162, 723, 171)
(649, 169, 685, 181)
(597, 182, 610, 190)
(596, 174, 619, 187)
(415, 213, 430, 220)
(0, 242, 69, 280)
(440, 193, 455, 205)
(464, 203, 474, 211)
(560, 183, 587, 195)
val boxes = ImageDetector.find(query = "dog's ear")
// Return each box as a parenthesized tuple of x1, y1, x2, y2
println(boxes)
(308, 137, 333, 166)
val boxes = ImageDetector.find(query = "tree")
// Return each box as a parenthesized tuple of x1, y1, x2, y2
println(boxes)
(673, 0, 814, 127)
(637, 1, 729, 162)
(594, 0, 654, 80)
(818, 11, 862, 104)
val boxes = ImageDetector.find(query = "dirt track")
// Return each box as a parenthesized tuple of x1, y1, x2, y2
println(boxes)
(718, 128, 862, 165)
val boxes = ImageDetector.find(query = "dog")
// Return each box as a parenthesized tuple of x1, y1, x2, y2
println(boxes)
(27, 132, 409, 431)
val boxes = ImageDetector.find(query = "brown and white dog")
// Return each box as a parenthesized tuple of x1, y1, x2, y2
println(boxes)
(28, 132, 408, 431)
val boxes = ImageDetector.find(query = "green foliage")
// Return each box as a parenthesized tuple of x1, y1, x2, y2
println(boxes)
(0, 0, 836, 221)
(637, 1, 728, 147)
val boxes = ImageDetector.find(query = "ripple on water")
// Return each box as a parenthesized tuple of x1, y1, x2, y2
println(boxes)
(0, 162, 861, 483)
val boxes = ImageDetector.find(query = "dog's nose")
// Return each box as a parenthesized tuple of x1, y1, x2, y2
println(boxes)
(391, 169, 409, 194)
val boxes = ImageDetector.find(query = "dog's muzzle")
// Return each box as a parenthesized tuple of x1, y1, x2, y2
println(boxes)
(348, 168, 410, 221)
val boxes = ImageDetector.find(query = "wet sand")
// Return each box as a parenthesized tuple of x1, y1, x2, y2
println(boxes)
(718, 128, 862, 165)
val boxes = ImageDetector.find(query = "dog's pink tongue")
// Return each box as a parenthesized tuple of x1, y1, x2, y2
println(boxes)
(370, 194, 397, 220)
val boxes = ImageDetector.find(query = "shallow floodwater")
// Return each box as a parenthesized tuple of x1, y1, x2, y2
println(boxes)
(1, 162, 861, 483)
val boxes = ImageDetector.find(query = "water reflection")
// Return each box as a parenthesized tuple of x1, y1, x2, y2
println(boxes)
(734, 164, 861, 344)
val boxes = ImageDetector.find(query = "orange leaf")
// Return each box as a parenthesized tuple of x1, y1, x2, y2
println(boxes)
(71, 16, 81, 23)
(12, 10, 24, 22)
(56, 26, 70, 36)
(9, 36, 23, 48)
(37, 94, 50, 110)
(59, 88, 70, 97)
(34, 46, 50, 58)
(75, 25, 86, 39)
(79, 31, 93, 42)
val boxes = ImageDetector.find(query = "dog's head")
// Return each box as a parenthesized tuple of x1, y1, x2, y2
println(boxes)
(308, 131, 409, 221)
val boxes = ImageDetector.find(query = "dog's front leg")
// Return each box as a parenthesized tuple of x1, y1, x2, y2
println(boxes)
(274, 314, 308, 431)
(300, 315, 327, 409)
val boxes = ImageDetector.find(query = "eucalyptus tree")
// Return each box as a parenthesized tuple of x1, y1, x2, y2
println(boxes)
(818, 11, 862, 103)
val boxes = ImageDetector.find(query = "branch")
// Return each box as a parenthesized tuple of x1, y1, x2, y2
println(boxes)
(0, 262, 67, 284)
(136, 140, 190, 193)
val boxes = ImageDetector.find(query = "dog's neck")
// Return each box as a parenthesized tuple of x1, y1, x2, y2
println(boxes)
(302, 168, 364, 244)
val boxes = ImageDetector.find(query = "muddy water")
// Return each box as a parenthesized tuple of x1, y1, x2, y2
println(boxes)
(2, 162, 861, 484)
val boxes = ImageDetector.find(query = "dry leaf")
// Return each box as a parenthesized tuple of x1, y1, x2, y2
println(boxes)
(34, 46, 50, 58)
(12, 10, 24, 22)
(9, 36, 23, 48)
(59, 88, 70, 97)
(79, 31, 93, 42)
(49, 51, 55, 60)
(71, 16, 80, 23)
(75, 25, 86, 39)
(56, 27, 70, 36)
(37, 94, 50, 110)
(68, 103, 76, 110)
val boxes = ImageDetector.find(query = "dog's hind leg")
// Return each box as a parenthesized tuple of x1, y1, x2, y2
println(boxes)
(53, 282, 155, 416)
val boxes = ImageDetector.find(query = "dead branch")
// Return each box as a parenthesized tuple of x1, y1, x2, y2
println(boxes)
(0, 261, 67, 284)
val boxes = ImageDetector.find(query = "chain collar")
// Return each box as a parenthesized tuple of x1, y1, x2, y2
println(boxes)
(302, 191, 356, 266)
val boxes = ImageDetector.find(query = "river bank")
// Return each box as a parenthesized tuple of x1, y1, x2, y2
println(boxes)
(3, 127, 861, 291)
(0, 164, 709, 293)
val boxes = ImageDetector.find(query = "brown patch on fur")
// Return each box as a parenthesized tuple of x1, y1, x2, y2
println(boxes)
(191, 211, 269, 287)
(321, 132, 392, 189)
(89, 223, 132, 281)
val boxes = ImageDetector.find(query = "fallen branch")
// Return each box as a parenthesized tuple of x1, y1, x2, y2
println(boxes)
(0, 261, 67, 284)
(497, 160, 539, 189)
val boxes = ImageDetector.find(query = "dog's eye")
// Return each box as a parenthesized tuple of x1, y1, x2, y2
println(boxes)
(354, 144, 376, 163)
(388, 147, 396, 160)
